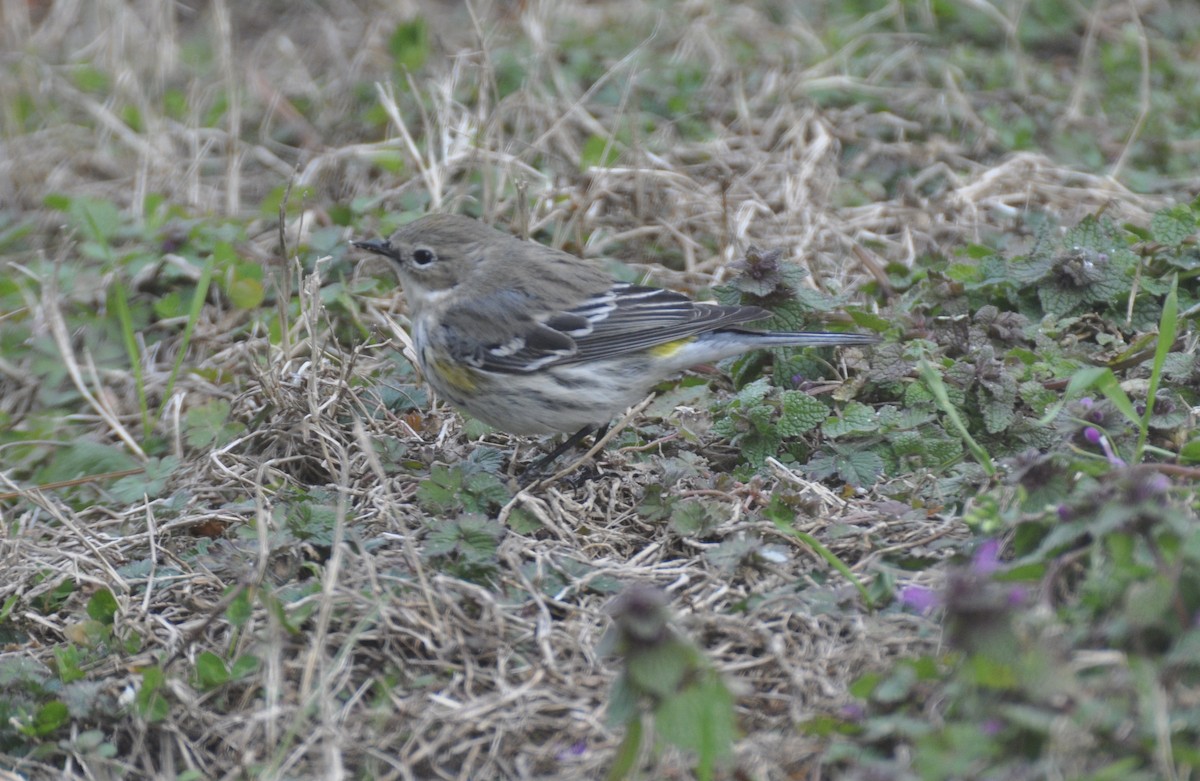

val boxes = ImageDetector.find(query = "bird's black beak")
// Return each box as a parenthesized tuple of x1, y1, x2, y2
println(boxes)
(352, 238, 398, 260)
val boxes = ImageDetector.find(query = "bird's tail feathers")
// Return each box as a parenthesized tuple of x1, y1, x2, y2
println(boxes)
(730, 328, 882, 347)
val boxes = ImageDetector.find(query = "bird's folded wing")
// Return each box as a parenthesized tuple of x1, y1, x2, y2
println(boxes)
(439, 283, 769, 373)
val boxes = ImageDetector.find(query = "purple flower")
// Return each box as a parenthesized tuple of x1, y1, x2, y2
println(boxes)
(1097, 434, 1126, 467)
(1006, 586, 1029, 607)
(839, 703, 866, 721)
(981, 718, 1004, 736)
(971, 539, 1002, 575)
(1083, 427, 1102, 444)
(556, 740, 588, 761)
(900, 585, 939, 614)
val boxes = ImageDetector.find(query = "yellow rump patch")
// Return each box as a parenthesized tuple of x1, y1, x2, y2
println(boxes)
(648, 337, 695, 358)
(430, 358, 479, 392)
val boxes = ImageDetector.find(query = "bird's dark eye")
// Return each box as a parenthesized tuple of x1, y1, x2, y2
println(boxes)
(412, 248, 436, 266)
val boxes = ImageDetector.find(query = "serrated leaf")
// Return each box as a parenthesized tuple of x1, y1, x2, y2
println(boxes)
(889, 430, 924, 456)
(110, 456, 178, 503)
(820, 401, 875, 439)
(1017, 381, 1058, 415)
(704, 536, 762, 572)
(1007, 253, 1055, 285)
(506, 506, 543, 534)
(86, 588, 119, 624)
(425, 513, 503, 563)
(981, 397, 1017, 434)
(466, 446, 505, 474)
(839, 450, 885, 485)
(34, 440, 141, 486)
(638, 484, 674, 522)
(461, 471, 509, 513)
(738, 430, 781, 469)
(741, 403, 773, 434)
(654, 672, 737, 766)
(416, 464, 464, 513)
(778, 391, 828, 436)
(807, 448, 884, 486)
(54, 646, 85, 684)
(924, 436, 964, 464)
(903, 380, 935, 406)
(730, 377, 771, 407)
(627, 642, 690, 699)
(185, 400, 239, 449)
(1038, 283, 1087, 317)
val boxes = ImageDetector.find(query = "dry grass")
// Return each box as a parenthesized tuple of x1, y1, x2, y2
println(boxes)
(0, 1, 1188, 779)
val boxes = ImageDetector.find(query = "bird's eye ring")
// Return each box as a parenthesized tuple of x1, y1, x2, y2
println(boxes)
(412, 248, 436, 266)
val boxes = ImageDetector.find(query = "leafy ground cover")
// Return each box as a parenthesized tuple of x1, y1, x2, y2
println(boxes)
(1, 1, 1198, 779)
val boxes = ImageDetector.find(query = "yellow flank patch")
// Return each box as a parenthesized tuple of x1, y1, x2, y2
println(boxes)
(430, 358, 479, 391)
(649, 337, 694, 358)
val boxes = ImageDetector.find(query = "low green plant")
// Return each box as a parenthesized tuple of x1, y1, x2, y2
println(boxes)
(600, 586, 736, 781)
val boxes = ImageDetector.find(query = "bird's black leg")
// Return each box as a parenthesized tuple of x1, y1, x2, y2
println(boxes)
(522, 423, 611, 482)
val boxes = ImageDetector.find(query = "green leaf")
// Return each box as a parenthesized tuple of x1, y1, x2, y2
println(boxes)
(1180, 438, 1200, 465)
(637, 484, 674, 522)
(195, 651, 230, 690)
(849, 672, 881, 699)
(185, 400, 244, 449)
(136, 666, 170, 722)
(980, 393, 1017, 434)
(53, 645, 86, 684)
(110, 456, 178, 503)
(226, 275, 264, 309)
(779, 391, 829, 436)
(229, 654, 260, 680)
(71, 64, 110, 93)
(417, 464, 464, 513)
(820, 401, 875, 439)
(1123, 576, 1173, 628)
(1150, 204, 1197, 246)
(388, 17, 429, 72)
(34, 441, 141, 486)
(580, 134, 620, 170)
(606, 674, 640, 728)
(461, 470, 510, 513)
(226, 587, 252, 628)
(669, 498, 724, 536)
(32, 700, 70, 735)
(807, 447, 884, 486)
(86, 588, 119, 625)
(627, 643, 690, 700)
(654, 673, 737, 777)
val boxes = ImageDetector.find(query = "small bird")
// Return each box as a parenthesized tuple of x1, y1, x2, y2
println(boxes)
(355, 214, 878, 465)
